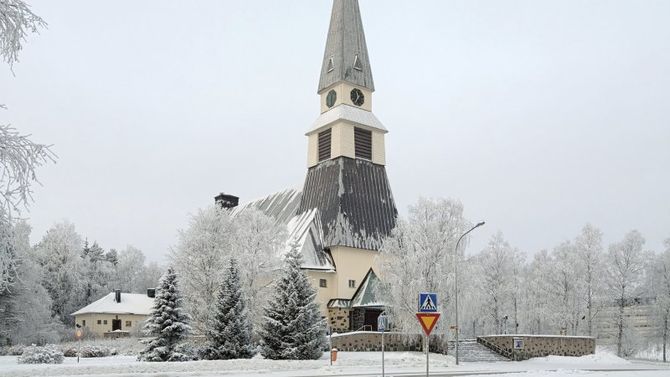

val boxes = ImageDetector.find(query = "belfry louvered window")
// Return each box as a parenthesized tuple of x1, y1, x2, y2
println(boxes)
(354, 127, 372, 160)
(318, 128, 332, 162)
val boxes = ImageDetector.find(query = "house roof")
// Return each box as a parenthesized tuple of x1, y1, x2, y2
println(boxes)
(71, 292, 154, 316)
(298, 157, 397, 251)
(318, 0, 374, 93)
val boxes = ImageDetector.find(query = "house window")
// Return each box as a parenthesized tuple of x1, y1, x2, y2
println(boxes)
(319, 279, 328, 288)
(82, 320, 86, 326)
(354, 127, 372, 160)
(97, 320, 101, 325)
(318, 129, 332, 162)
(348, 279, 356, 288)
(103, 320, 108, 325)
(125, 321, 132, 327)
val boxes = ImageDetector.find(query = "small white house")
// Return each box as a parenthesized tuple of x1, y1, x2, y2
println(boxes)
(71, 289, 155, 338)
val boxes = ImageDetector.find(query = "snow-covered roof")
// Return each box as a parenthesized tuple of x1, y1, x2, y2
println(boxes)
(71, 292, 154, 316)
(233, 188, 335, 271)
(308, 104, 387, 134)
(350, 268, 384, 308)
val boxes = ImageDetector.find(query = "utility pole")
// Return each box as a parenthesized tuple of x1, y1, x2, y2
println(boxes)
(454, 221, 485, 365)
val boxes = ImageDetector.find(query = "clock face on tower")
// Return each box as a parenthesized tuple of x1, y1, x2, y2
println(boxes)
(350, 88, 365, 106)
(326, 90, 337, 108)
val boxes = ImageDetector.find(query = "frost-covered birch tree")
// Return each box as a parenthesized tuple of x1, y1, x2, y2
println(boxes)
(652, 239, 670, 362)
(33, 221, 85, 325)
(232, 209, 285, 327)
(0, 0, 46, 67)
(575, 224, 604, 336)
(377, 198, 468, 333)
(171, 205, 285, 334)
(0, 221, 60, 345)
(477, 232, 516, 334)
(606, 230, 647, 357)
(546, 241, 583, 335)
(171, 206, 233, 333)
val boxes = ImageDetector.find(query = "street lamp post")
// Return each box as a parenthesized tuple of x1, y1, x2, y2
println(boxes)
(454, 221, 485, 365)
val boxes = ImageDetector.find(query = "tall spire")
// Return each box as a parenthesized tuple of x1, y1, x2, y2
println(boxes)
(318, 0, 375, 93)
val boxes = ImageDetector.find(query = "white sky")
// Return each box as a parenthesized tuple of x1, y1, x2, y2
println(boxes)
(1, 0, 668, 262)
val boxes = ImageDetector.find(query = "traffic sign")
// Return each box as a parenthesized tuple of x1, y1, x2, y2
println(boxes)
(418, 292, 438, 312)
(415, 312, 440, 336)
(377, 314, 387, 332)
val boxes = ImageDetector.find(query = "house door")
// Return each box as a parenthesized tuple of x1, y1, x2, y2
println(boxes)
(364, 309, 382, 331)
(112, 319, 121, 331)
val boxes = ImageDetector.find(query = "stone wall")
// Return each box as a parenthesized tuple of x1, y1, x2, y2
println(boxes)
(327, 308, 350, 333)
(478, 335, 595, 361)
(330, 331, 448, 353)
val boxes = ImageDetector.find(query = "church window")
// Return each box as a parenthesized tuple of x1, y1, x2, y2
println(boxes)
(82, 320, 86, 326)
(348, 279, 356, 288)
(97, 320, 101, 325)
(103, 320, 108, 325)
(319, 279, 328, 288)
(353, 54, 363, 71)
(125, 321, 132, 327)
(318, 129, 332, 162)
(354, 127, 372, 160)
(327, 56, 335, 72)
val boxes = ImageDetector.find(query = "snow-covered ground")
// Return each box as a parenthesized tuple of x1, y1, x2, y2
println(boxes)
(0, 350, 668, 377)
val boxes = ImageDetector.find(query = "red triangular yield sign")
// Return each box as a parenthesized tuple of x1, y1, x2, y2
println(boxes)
(416, 312, 441, 336)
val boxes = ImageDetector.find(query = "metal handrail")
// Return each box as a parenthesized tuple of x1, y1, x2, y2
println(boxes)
(356, 325, 373, 332)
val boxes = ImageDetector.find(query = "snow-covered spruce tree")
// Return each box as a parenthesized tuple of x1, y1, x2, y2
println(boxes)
(260, 246, 325, 360)
(203, 257, 254, 360)
(139, 266, 192, 362)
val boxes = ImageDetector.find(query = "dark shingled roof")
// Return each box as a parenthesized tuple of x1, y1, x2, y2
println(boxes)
(318, 0, 375, 93)
(297, 157, 397, 251)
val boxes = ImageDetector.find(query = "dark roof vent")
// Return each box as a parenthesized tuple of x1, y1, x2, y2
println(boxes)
(147, 288, 156, 298)
(114, 289, 121, 303)
(215, 193, 239, 209)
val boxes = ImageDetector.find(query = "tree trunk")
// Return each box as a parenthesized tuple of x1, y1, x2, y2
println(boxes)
(617, 288, 625, 357)
(663, 313, 668, 363)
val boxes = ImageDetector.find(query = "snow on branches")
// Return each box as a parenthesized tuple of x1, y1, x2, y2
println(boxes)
(260, 246, 325, 360)
(139, 266, 192, 362)
(0, 123, 55, 222)
(0, 0, 46, 67)
(203, 257, 254, 360)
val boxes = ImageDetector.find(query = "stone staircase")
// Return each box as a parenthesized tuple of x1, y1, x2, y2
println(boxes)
(447, 339, 509, 362)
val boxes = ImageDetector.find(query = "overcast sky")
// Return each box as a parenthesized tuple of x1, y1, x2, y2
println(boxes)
(1, 0, 668, 262)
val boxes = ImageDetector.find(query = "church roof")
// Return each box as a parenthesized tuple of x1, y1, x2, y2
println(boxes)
(232, 188, 335, 271)
(298, 157, 397, 251)
(318, 0, 375, 93)
(350, 268, 383, 308)
(308, 104, 387, 135)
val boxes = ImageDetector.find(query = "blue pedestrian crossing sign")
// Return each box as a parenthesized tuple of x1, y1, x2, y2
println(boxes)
(418, 292, 438, 312)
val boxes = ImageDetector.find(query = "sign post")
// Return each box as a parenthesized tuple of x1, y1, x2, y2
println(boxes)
(378, 314, 387, 377)
(74, 325, 83, 363)
(416, 292, 440, 377)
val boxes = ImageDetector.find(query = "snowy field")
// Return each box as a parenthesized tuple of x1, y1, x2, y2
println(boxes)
(1, 351, 668, 377)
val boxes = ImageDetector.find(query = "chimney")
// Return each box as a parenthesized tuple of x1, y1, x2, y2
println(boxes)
(215, 193, 239, 209)
(114, 289, 121, 303)
(147, 288, 156, 298)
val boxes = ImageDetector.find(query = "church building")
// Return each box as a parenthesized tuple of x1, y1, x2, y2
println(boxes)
(216, 0, 396, 333)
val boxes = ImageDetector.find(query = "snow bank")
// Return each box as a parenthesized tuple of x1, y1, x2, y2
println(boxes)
(525, 350, 630, 365)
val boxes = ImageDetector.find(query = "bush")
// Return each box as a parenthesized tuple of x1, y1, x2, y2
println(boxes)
(62, 345, 116, 358)
(0, 344, 25, 356)
(18, 345, 64, 364)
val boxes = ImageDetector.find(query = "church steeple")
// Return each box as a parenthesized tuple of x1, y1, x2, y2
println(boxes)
(318, 0, 374, 94)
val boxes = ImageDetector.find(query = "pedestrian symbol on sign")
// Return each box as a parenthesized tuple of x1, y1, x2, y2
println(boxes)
(418, 292, 438, 312)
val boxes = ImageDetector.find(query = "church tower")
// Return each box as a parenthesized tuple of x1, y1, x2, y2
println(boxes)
(298, 0, 397, 332)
